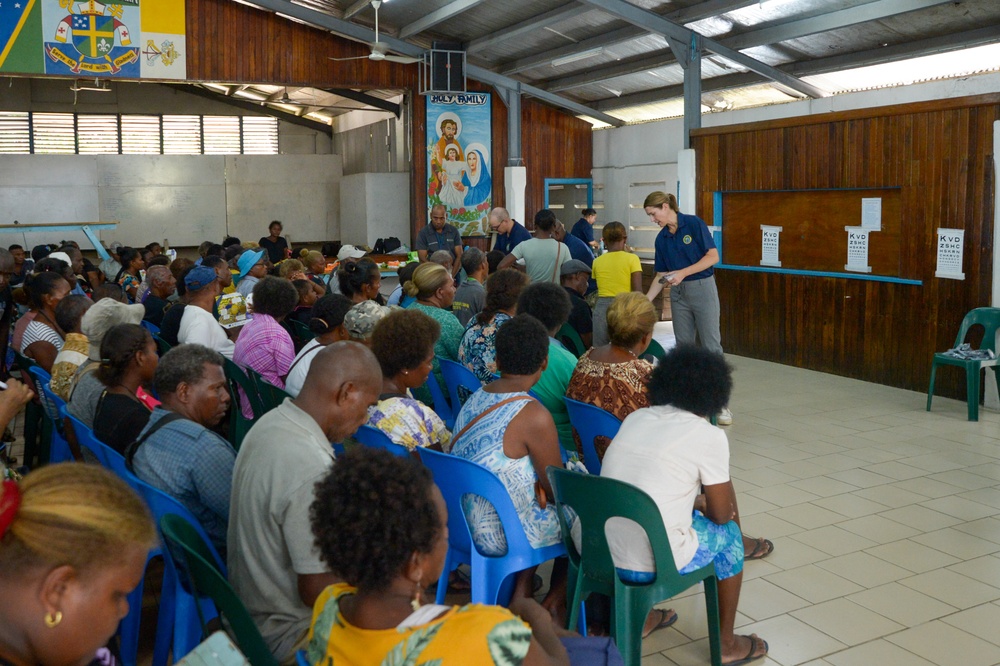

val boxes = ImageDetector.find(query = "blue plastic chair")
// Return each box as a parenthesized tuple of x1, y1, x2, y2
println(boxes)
(353, 424, 411, 458)
(134, 479, 226, 666)
(62, 414, 219, 666)
(296, 650, 309, 666)
(416, 447, 567, 606)
(422, 369, 454, 429)
(141, 319, 162, 335)
(29, 366, 73, 464)
(563, 397, 623, 475)
(439, 358, 482, 422)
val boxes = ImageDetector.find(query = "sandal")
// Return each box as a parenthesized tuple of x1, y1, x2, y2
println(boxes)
(723, 634, 768, 666)
(744, 536, 774, 561)
(641, 608, 678, 639)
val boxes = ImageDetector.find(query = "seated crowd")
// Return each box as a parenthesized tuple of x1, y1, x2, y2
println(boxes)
(0, 211, 767, 666)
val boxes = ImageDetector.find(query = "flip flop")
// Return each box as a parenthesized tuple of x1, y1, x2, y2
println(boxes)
(641, 608, 678, 639)
(723, 634, 768, 666)
(744, 537, 774, 561)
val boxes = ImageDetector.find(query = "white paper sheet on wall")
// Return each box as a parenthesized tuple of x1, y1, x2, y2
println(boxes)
(936, 228, 965, 280)
(844, 226, 872, 273)
(761, 225, 782, 267)
(861, 197, 882, 231)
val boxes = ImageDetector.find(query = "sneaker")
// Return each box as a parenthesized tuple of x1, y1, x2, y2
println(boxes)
(717, 407, 733, 426)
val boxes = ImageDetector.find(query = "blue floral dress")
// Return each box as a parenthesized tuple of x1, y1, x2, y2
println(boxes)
(458, 312, 511, 384)
(450, 389, 562, 556)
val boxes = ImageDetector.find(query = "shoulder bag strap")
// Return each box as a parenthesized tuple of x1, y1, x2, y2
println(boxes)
(124, 412, 186, 471)
(451, 395, 535, 446)
(551, 241, 563, 283)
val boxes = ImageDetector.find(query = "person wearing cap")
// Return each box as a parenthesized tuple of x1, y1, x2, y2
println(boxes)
(559, 259, 594, 350)
(344, 300, 392, 346)
(452, 247, 487, 327)
(47, 251, 87, 298)
(99, 241, 123, 282)
(235, 249, 267, 299)
(591, 221, 643, 348)
(488, 206, 532, 255)
(415, 204, 463, 276)
(67, 297, 147, 428)
(178, 266, 235, 360)
(552, 220, 596, 295)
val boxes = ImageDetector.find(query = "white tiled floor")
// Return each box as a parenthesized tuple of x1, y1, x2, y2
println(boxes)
(642, 353, 1000, 666)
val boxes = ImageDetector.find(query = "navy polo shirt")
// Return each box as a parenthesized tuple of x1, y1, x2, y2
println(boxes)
(571, 218, 594, 245)
(653, 213, 716, 280)
(495, 221, 532, 255)
(561, 231, 597, 293)
(415, 222, 462, 257)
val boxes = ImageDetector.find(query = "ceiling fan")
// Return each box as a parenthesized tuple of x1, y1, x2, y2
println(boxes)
(330, 0, 421, 64)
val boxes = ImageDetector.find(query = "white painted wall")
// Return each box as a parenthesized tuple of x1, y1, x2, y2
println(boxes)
(339, 172, 411, 248)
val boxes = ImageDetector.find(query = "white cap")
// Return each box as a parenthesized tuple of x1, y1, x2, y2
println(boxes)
(337, 245, 366, 261)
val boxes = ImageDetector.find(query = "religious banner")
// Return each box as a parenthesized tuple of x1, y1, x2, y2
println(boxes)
(844, 226, 872, 273)
(935, 228, 965, 280)
(426, 92, 492, 237)
(760, 225, 782, 267)
(0, 0, 186, 79)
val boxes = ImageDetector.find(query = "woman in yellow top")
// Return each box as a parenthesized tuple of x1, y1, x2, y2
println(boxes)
(306, 447, 569, 666)
(590, 221, 643, 347)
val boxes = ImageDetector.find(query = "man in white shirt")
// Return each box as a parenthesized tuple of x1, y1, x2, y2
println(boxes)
(178, 266, 235, 359)
(497, 209, 571, 284)
(228, 342, 382, 662)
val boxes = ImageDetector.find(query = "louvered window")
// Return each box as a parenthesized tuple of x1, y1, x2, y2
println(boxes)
(32, 113, 76, 154)
(0, 112, 30, 154)
(241, 116, 279, 154)
(77, 114, 119, 154)
(203, 115, 241, 154)
(162, 115, 202, 154)
(121, 115, 162, 154)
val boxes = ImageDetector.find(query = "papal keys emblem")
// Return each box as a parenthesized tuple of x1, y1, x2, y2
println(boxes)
(46, 1, 138, 74)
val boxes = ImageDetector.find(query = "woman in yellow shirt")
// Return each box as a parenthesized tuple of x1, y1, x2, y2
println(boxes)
(305, 447, 569, 666)
(590, 221, 643, 347)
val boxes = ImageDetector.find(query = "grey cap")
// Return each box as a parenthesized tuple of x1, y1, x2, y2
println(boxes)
(344, 300, 393, 340)
(560, 259, 592, 276)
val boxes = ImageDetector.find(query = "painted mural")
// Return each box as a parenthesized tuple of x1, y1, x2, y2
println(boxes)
(426, 92, 491, 237)
(1, 0, 185, 79)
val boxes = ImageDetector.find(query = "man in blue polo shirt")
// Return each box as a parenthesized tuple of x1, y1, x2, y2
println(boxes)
(416, 204, 463, 276)
(488, 206, 532, 255)
(553, 219, 596, 295)
(643, 191, 731, 425)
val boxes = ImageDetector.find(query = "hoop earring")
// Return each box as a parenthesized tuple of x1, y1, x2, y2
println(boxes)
(44, 611, 62, 628)
(411, 575, 423, 612)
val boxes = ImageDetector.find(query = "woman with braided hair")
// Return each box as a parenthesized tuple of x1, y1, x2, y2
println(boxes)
(0, 463, 157, 666)
(92, 323, 159, 454)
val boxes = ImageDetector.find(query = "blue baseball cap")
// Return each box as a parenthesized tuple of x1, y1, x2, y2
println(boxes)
(184, 265, 218, 291)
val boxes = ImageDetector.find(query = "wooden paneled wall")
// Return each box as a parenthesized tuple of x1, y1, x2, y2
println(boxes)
(691, 94, 999, 398)
(185, 0, 593, 239)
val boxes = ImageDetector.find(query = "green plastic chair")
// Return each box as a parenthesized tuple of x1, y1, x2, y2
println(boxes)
(546, 467, 722, 666)
(223, 359, 264, 449)
(153, 333, 173, 356)
(557, 323, 587, 358)
(159, 514, 278, 666)
(248, 369, 291, 413)
(291, 319, 316, 344)
(927, 307, 1000, 421)
(640, 338, 667, 363)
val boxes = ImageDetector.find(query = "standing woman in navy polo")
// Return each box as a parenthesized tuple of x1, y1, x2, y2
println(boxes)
(643, 191, 732, 425)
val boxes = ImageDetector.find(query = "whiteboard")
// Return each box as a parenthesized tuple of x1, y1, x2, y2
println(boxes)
(225, 155, 343, 244)
(0, 153, 344, 248)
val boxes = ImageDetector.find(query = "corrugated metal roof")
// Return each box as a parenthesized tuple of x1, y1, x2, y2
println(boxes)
(249, 0, 1000, 126)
